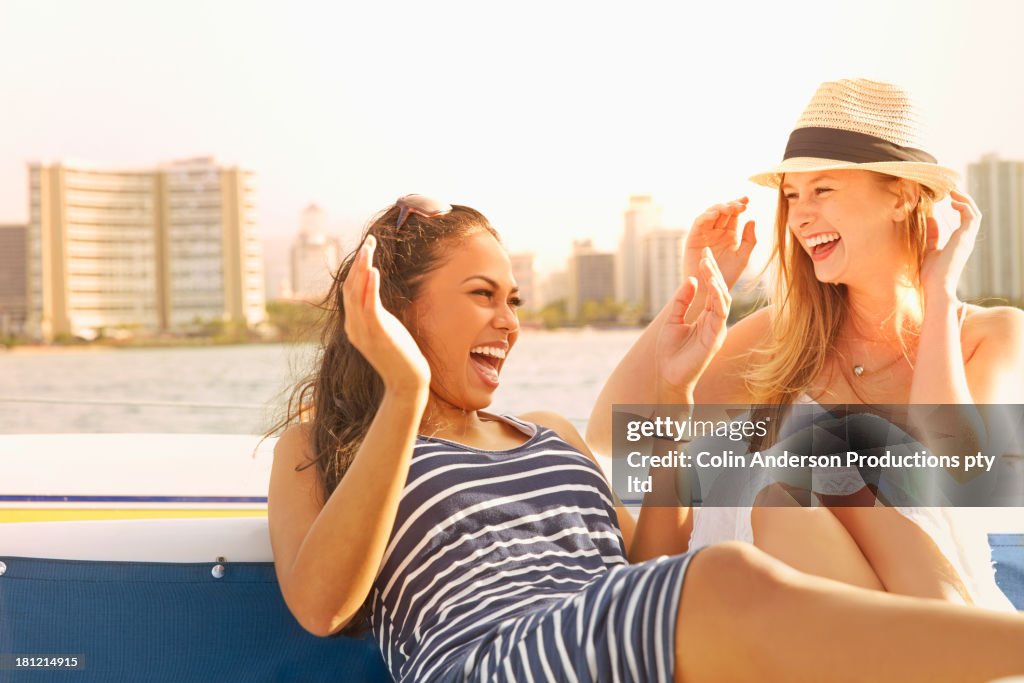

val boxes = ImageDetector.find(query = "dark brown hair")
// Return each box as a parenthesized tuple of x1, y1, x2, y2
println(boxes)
(271, 203, 501, 495)
(265, 202, 500, 634)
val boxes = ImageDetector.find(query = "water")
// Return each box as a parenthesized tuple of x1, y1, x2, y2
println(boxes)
(0, 329, 639, 435)
(4, 330, 1020, 533)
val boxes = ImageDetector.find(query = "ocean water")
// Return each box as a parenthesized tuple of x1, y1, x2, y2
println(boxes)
(2, 329, 1020, 534)
(0, 329, 639, 436)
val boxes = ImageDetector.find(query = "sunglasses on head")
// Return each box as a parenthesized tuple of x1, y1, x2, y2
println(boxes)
(395, 194, 453, 229)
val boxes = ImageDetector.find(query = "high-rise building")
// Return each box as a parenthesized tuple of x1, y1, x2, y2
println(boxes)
(290, 204, 341, 301)
(508, 252, 535, 311)
(964, 154, 1024, 305)
(642, 229, 685, 322)
(568, 239, 616, 322)
(0, 224, 27, 338)
(538, 270, 568, 309)
(26, 157, 265, 341)
(616, 195, 662, 308)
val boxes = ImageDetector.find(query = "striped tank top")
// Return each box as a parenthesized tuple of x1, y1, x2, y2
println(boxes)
(368, 412, 627, 682)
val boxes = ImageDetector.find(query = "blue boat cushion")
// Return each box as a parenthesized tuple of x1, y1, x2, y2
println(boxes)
(0, 557, 392, 683)
(1, 536, 1021, 681)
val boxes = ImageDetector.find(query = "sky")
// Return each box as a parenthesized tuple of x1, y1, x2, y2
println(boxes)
(1, 0, 1023, 276)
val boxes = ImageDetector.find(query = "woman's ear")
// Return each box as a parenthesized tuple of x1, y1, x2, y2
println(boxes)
(892, 179, 922, 222)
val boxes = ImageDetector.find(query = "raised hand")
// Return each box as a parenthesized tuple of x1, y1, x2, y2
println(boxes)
(682, 197, 757, 294)
(655, 247, 731, 400)
(342, 235, 431, 394)
(921, 189, 982, 301)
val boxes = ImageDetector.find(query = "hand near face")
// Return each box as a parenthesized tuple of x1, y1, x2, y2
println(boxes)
(655, 247, 731, 400)
(682, 198, 757, 297)
(921, 189, 982, 301)
(342, 235, 431, 394)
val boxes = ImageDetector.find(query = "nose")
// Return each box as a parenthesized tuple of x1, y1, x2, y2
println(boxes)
(494, 301, 519, 333)
(788, 194, 815, 233)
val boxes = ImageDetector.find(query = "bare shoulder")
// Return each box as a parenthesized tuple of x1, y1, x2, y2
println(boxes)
(695, 306, 772, 403)
(274, 422, 315, 467)
(517, 411, 590, 455)
(270, 423, 323, 505)
(962, 305, 1024, 402)
(962, 303, 1024, 332)
(730, 304, 773, 333)
(963, 304, 1024, 362)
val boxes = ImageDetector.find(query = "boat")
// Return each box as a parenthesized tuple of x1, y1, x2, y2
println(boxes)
(0, 433, 392, 682)
(1, 433, 1021, 682)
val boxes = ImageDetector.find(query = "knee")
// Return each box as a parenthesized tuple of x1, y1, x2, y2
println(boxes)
(752, 482, 815, 508)
(674, 542, 807, 681)
(687, 541, 800, 606)
(751, 496, 833, 544)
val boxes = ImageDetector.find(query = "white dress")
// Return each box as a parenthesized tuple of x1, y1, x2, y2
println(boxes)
(687, 393, 1017, 612)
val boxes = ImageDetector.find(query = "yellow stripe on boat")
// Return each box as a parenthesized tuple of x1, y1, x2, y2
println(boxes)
(0, 433, 277, 526)
(0, 508, 268, 523)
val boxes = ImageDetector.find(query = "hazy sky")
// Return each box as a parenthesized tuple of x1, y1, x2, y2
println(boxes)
(2, 0, 1022, 274)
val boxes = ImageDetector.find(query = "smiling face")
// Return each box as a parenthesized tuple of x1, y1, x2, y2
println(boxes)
(781, 169, 919, 286)
(405, 229, 521, 412)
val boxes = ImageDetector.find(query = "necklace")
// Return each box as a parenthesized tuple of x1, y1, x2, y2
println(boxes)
(836, 333, 917, 378)
(847, 343, 915, 378)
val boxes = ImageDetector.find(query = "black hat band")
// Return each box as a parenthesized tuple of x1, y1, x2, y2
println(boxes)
(783, 127, 937, 164)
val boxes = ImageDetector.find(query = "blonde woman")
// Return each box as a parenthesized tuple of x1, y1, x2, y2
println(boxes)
(589, 79, 1023, 611)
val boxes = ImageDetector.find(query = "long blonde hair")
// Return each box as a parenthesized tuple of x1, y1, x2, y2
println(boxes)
(744, 172, 936, 407)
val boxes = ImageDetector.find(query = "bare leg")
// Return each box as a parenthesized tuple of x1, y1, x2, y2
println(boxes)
(751, 483, 885, 591)
(674, 542, 1024, 683)
(827, 505, 972, 603)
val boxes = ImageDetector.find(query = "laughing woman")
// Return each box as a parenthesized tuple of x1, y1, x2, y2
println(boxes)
(267, 194, 1024, 681)
(588, 79, 1024, 612)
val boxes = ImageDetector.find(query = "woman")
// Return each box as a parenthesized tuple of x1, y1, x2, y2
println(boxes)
(589, 79, 1024, 611)
(267, 193, 1024, 681)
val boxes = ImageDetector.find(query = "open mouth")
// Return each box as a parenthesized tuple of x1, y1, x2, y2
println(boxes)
(469, 346, 506, 388)
(810, 235, 841, 261)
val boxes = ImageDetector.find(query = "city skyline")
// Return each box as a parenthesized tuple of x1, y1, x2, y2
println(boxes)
(22, 158, 265, 341)
(3, 1, 1023, 276)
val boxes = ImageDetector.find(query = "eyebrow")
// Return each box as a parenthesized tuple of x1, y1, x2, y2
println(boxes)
(780, 174, 838, 190)
(462, 275, 520, 293)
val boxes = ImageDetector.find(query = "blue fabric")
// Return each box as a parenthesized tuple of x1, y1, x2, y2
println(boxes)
(0, 556, 392, 683)
(438, 552, 698, 683)
(990, 533, 1024, 610)
(1, 536, 1021, 682)
(372, 421, 629, 681)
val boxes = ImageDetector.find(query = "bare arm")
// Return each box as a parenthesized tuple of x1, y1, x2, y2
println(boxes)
(909, 294, 973, 405)
(911, 189, 988, 406)
(587, 198, 757, 455)
(269, 234, 433, 637)
(586, 299, 674, 456)
(628, 397, 696, 563)
(618, 251, 732, 561)
(269, 390, 427, 636)
(588, 305, 771, 457)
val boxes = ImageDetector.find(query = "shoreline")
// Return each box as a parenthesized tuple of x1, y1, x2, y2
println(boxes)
(1, 326, 646, 355)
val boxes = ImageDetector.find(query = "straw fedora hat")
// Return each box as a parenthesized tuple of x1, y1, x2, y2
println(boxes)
(749, 79, 959, 200)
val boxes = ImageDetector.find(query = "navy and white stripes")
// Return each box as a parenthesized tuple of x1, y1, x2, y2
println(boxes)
(369, 414, 697, 682)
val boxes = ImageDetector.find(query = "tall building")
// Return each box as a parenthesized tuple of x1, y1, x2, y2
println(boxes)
(567, 239, 616, 322)
(0, 224, 27, 338)
(538, 270, 568, 309)
(290, 204, 341, 301)
(642, 229, 685, 322)
(616, 195, 662, 308)
(26, 157, 265, 341)
(964, 154, 1024, 305)
(508, 252, 536, 311)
